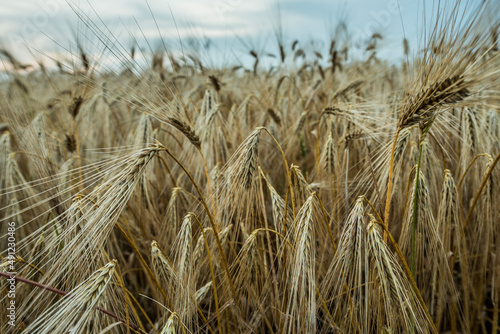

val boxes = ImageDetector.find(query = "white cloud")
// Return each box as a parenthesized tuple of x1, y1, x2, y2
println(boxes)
(0, 0, 429, 69)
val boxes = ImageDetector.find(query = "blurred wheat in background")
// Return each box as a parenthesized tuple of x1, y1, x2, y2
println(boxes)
(0, 0, 499, 333)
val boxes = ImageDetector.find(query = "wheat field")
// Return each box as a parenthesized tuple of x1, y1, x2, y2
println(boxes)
(0, 1, 499, 333)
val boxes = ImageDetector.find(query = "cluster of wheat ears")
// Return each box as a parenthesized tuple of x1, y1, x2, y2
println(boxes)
(0, 1, 499, 333)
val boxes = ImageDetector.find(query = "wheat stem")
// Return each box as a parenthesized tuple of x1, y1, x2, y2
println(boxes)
(262, 128, 296, 217)
(115, 222, 171, 308)
(383, 128, 400, 241)
(463, 150, 500, 231)
(411, 141, 424, 278)
(457, 153, 491, 190)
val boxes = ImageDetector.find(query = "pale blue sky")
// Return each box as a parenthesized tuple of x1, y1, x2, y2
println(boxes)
(0, 1, 484, 71)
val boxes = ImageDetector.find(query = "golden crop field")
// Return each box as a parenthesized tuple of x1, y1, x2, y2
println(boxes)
(0, 0, 499, 333)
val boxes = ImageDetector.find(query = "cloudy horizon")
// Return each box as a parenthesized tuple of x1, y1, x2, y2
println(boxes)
(0, 1, 471, 72)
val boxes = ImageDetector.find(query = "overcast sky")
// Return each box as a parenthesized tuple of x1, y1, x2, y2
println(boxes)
(0, 1, 472, 71)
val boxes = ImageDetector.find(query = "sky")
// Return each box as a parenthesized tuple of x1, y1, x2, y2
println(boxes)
(0, 0, 481, 72)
